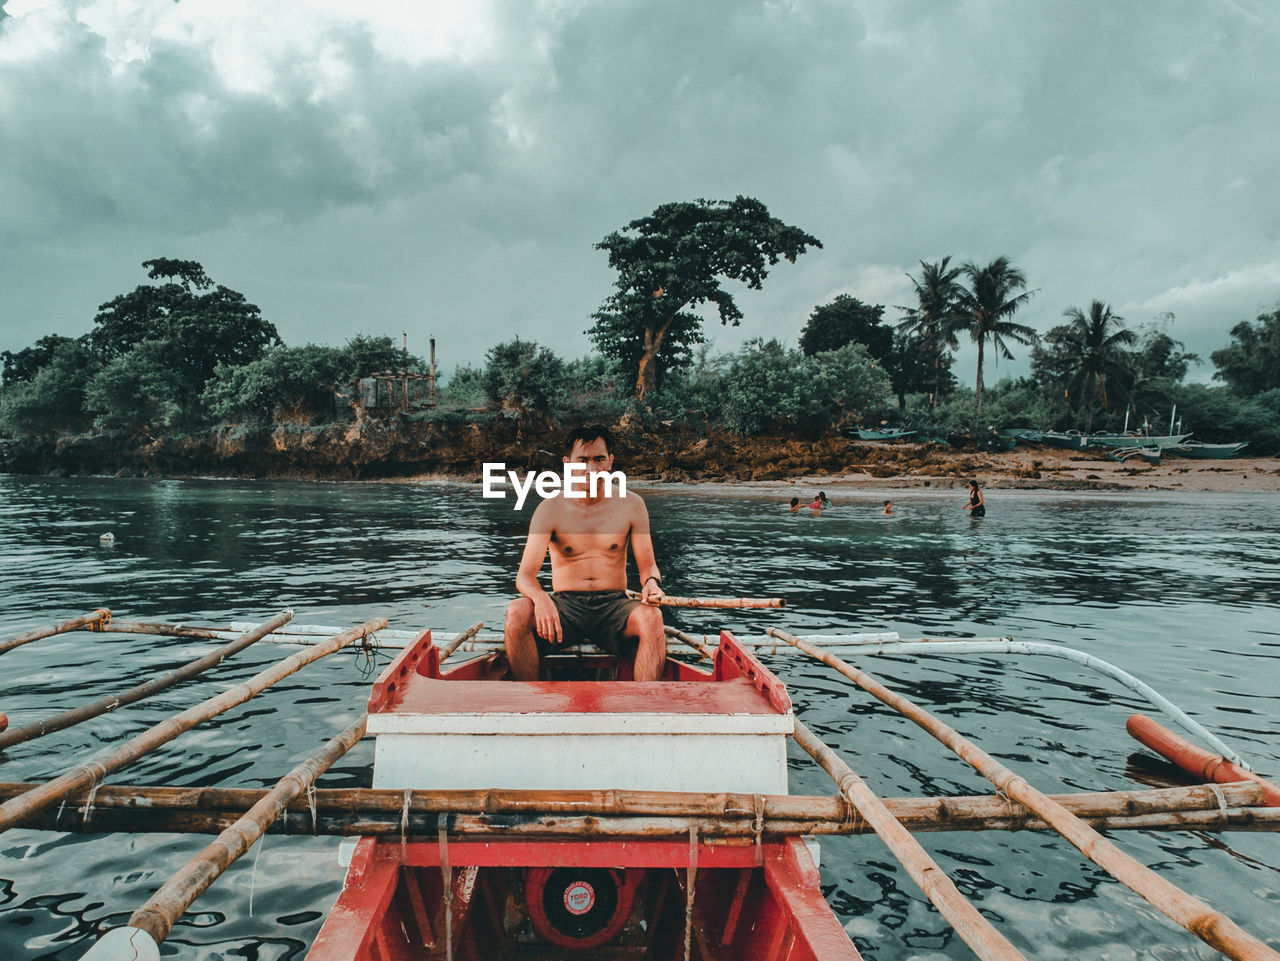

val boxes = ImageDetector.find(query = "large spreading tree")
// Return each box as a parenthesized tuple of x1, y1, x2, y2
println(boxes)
(955, 257, 1038, 429)
(589, 197, 821, 401)
(1210, 308, 1280, 395)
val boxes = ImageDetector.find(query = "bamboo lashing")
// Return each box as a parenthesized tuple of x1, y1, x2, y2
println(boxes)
(0, 608, 111, 656)
(625, 591, 785, 609)
(0, 617, 386, 835)
(793, 718, 1028, 961)
(123, 713, 368, 947)
(0, 610, 293, 750)
(5, 781, 1269, 838)
(440, 622, 484, 662)
(770, 627, 1280, 961)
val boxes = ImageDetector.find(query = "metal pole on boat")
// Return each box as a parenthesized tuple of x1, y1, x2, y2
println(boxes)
(0, 611, 294, 750)
(770, 628, 1280, 961)
(1124, 404, 1130, 433)
(79, 714, 368, 961)
(0, 608, 111, 657)
(1170, 404, 1177, 438)
(0, 617, 386, 834)
(792, 719, 1030, 961)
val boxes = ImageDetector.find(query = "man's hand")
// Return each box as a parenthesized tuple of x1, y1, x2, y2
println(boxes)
(640, 576, 664, 605)
(532, 592, 563, 644)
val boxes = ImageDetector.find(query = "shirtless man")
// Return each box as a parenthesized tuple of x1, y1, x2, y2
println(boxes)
(503, 426, 666, 681)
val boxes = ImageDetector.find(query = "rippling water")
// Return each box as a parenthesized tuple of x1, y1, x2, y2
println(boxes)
(1, 476, 1277, 960)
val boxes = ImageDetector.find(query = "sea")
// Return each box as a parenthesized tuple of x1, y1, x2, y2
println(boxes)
(1, 475, 1277, 960)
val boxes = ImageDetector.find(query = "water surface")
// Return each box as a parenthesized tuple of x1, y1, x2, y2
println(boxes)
(1, 476, 1277, 959)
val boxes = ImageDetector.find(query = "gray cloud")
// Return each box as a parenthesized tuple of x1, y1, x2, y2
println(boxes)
(3, 0, 1278, 385)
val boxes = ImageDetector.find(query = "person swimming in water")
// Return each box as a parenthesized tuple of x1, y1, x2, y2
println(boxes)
(789, 497, 801, 512)
(962, 480, 985, 518)
(882, 500, 894, 515)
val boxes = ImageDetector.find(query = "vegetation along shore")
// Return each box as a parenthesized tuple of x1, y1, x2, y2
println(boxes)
(2, 199, 1278, 490)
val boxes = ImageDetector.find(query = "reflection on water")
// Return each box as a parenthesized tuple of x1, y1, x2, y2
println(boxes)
(1, 476, 1277, 959)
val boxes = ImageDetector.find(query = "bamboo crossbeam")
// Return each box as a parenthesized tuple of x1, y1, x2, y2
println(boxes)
(440, 622, 484, 662)
(0, 611, 293, 750)
(793, 718, 1028, 961)
(100, 621, 232, 640)
(626, 592, 785, 609)
(4, 781, 1270, 837)
(125, 714, 368, 947)
(0, 617, 386, 835)
(0, 608, 111, 657)
(770, 627, 1280, 961)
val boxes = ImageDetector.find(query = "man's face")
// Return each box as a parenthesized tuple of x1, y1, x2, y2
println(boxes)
(565, 437, 613, 477)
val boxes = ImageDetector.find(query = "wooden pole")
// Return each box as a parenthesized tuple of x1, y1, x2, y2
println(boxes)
(0, 608, 111, 656)
(0, 617, 386, 834)
(626, 592, 785, 609)
(440, 622, 484, 662)
(770, 627, 1280, 961)
(664, 626, 716, 661)
(429, 336, 437, 408)
(0, 612, 294, 750)
(125, 714, 368, 946)
(99, 621, 229, 640)
(793, 718, 1028, 961)
(4, 782, 1269, 837)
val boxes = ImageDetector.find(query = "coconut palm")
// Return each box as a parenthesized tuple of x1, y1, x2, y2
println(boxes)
(1058, 300, 1135, 432)
(955, 257, 1038, 429)
(897, 256, 964, 409)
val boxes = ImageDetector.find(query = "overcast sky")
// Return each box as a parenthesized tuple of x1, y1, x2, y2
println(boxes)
(3, 0, 1278, 387)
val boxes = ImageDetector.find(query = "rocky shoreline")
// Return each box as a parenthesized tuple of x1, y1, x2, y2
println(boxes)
(2, 418, 1277, 493)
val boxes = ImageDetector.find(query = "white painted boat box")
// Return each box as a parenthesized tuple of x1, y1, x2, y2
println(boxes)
(365, 631, 793, 795)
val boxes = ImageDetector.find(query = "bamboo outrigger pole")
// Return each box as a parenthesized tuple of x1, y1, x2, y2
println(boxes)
(770, 627, 1280, 961)
(0, 608, 111, 657)
(440, 622, 484, 662)
(793, 719, 1028, 961)
(665, 626, 717, 661)
(80, 714, 369, 961)
(0, 780, 1267, 833)
(0, 611, 294, 750)
(0, 617, 386, 835)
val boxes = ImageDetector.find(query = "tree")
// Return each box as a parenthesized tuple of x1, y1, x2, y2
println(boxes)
(884, 331, 955, 410)
(482, 339, 566, 417)
(341, 334, 423, 379)
(954, 257, 1038, 428)
(0, 339, 101, 436)
(202, 345, 350, 423)
(590, 197, 821, 401)
(1211, 308, 1280, 395)
(1, 334, 77, 386)
(897, 256, 965, 408)
(1051, 301, 1135, 432)
(799, 296, 891, 358)
(1121, 321, 1199, 414)
(83, 339, 187, 435)
(90, 258, 281, 394)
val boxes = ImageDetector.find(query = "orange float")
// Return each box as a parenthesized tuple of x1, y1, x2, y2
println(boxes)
(1126, 713, 1280, 807)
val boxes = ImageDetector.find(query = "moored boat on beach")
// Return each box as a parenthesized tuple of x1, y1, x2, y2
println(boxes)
(1088, 432, 1192, 449)
(852, 427, 916, 441)
(1166, 441, 1249, 459)
(1038, 430, 1090, 449)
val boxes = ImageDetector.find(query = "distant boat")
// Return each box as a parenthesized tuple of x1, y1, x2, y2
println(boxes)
(1088, 433, 1192, 449)
(1039, 431, 1090, 449)
(1001, 428, 1044, 442)
(1165, 442, 1249, 460)
(1109, 446, 1162, 466)
(914, 428, 950, 444)
(984, 436, 1017, 451)
(854, 427, 917, 441)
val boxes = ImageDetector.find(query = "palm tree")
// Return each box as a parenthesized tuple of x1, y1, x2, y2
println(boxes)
(955, 257, 1038, 429)
(897, 256, 964, 410)
(1058, 300, 1135, 432)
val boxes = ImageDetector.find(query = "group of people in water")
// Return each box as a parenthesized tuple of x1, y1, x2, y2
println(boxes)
(788, 480, 985, 518)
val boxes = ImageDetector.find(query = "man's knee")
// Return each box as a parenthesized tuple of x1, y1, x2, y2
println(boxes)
(629, 603, 664, 635)
(505, 597, 534, 632)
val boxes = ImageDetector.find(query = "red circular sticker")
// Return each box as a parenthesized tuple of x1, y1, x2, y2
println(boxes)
(563, 880, 595, 916)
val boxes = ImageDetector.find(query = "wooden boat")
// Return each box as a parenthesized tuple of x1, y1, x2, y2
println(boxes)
(1038, 430, 1090, 449)
(305, 631, 863, 960)
(853, 427, 916, 441)
(1165, 441, 1249, 459)
(1108, 446, 1161, 466)
(1087, 432, 1192, 449)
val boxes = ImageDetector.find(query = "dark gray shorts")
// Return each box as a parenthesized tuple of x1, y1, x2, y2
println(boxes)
(536, 590, 642, 657)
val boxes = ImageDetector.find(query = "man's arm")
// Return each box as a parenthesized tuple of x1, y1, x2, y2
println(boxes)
(629, 495, 664, 604)
(515, 500, 563, 642)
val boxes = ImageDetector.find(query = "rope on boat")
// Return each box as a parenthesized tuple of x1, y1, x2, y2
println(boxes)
(816, 637, 1253, 771)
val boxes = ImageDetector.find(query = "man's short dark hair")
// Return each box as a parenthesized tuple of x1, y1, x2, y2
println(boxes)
(565, 424, 613, 456)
